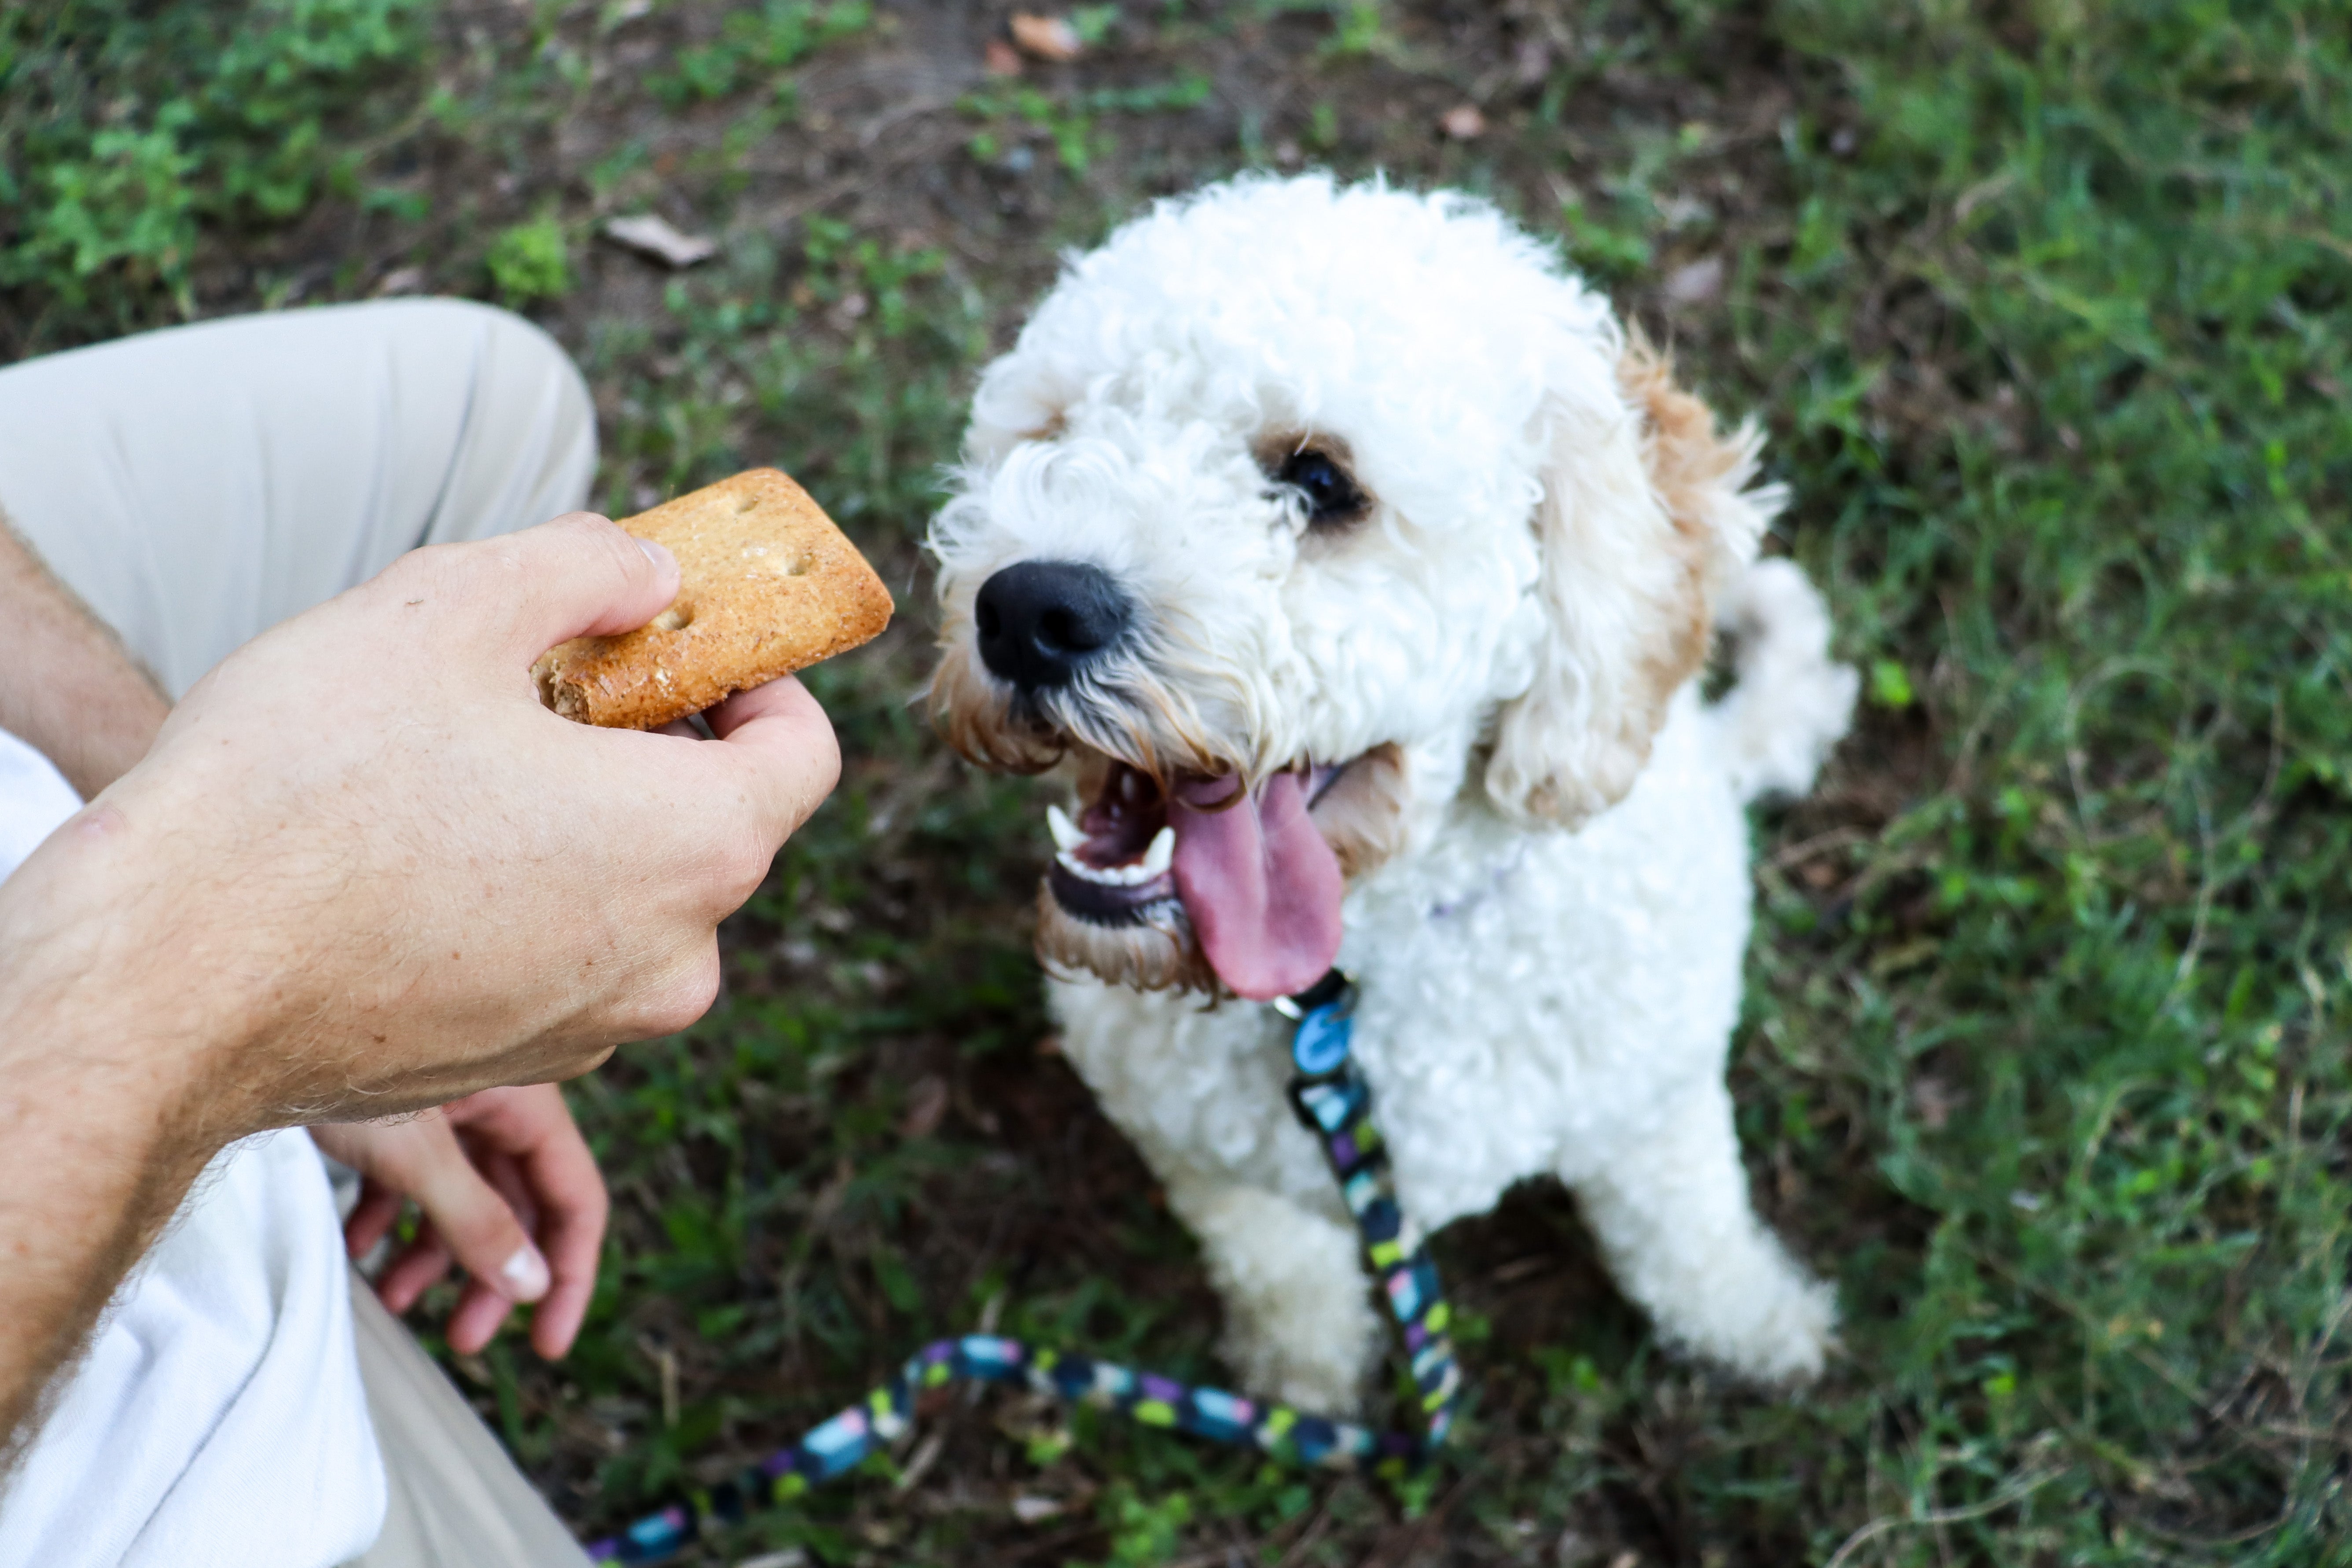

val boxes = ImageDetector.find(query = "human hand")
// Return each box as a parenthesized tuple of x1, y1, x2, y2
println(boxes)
(0, 510, 838, 1453)
(312, 1084, 607, 1359)
(0, 512, 841, 1136)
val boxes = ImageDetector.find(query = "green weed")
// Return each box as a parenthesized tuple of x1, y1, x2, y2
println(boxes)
(1091, 1483, 1193, 1568)
(1321, 0, 1400, 62)
(962, 74, 1212, 173)
(646, 0, 870, 108)
(0, 0, 421, 335)
(1557, 192, 1654, 282)
(486, 213, 571, 304)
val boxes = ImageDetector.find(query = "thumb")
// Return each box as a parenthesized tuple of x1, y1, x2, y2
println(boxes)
(407, 1125, 551, 1303)
(705, 675, 843, 841)
(430, 512, 680, 665)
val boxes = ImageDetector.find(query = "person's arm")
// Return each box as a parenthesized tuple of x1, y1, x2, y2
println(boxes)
(0, 512, 169, 798)
(0, 514, 839, 1465)
(0, 909, 229, 1467)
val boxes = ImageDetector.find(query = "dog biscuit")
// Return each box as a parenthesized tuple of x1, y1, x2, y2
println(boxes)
(533, 468, 893, 729)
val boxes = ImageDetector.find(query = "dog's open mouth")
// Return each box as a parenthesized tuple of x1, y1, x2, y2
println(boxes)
(1046, 760, 1348, 1001)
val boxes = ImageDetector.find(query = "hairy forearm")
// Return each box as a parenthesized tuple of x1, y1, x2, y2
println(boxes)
(0, 512, 168, 798)
(0, 1041, 216, 1472)
(0, 808, 250, 1468)
(0, 527, 193, 1443)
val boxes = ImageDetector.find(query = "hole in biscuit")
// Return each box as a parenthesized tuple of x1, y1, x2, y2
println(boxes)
(736, 493, 760, 514)
(783, 554, 811, 577)
(652, 605, 692, 632)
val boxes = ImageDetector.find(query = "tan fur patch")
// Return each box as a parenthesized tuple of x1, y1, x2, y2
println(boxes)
(1492, 327, 1772, 828)
(1619, 327, 1757, 596)
(1308, 743, 1409, 879)
(1616, 327, 1760, 758)
(1250, 427, 1360, 474)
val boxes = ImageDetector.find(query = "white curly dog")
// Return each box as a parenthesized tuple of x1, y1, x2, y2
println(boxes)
(926, 174, 1858, 1415)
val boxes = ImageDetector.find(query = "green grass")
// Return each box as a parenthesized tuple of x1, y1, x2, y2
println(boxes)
(7, 0, 2352, 1562)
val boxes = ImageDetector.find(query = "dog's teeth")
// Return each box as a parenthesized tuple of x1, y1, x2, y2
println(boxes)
(1055, 840, 1177, 888)
(1057, 849, 1124, 886)
(1046, 804, 1086, 852)
(1140, 826, 1175, 877)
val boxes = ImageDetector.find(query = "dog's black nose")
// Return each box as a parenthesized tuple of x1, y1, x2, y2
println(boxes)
(973, 559, 1132, 692)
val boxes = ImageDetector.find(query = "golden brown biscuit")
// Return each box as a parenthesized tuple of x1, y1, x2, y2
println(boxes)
(533, 468, 893, 729)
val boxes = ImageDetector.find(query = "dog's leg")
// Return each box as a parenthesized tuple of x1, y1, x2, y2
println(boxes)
(1164, 1179, 1383, 1416)
(1568, 1082, 1837, 1382)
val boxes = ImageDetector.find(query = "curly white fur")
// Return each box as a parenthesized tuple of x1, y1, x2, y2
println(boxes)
(928, 175, 1860, 1414)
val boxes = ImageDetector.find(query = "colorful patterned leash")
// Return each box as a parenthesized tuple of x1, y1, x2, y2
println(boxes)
(585, 969, 1459, 1564)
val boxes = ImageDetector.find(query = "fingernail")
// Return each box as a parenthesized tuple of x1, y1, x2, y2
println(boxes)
(637, 538, 676, 574)
(500, 1243, 551, 1300)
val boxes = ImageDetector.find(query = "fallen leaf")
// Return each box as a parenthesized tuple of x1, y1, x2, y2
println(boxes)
(984, 37, 1023, 76)
(372, 264, 425, 297)
(828, 291, 870, 331)
(1012, 1494, 1066, 1524)
(1663, 255, 1724, 306)
(893, 1430, 946, 1492)
(1911, 1075, 1961, 1130)
(1511, 35, 1552, 86)
(603, 213, 717, 269)
(1010, 13, 1083, 62)
(1656, 193, 1711, 228)
(1439, 103, 1486, 140)
(900, 1075, 950, 1139)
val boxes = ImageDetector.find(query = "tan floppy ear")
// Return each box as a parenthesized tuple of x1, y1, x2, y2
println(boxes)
(1484, 328, 1779, 826)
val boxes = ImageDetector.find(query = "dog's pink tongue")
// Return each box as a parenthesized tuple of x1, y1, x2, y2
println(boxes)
(1169, 772, 1344, 1002)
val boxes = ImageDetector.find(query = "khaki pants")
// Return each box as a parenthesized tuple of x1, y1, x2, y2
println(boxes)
(349, 1271, 596, 1568)
(0, 300, 599, 1566)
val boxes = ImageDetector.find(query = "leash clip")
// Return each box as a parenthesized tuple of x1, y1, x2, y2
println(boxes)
(1279, 969, 1359, 1140)
(1275, 968, 1356, 1079)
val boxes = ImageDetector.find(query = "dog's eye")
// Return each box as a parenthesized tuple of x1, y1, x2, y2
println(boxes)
(1274, 449, 1367, 528)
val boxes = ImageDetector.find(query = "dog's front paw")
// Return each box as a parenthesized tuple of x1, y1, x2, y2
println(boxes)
(1232, 1331, 1376, 1420)
(1178, 1183, 1387, 1419)
(1721, 1268, 1839, 1384)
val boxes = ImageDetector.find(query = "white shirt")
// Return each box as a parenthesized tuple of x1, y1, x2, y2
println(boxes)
(0, 731, 385, 1567)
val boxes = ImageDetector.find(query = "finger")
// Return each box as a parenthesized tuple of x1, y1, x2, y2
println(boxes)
(467, 1143, 539, 1232)
(407, 1124, 552, 1305)
(377, 1232, 455, 1315)
(417, 513, 680, 664)
(446, 1279, 519, 1356)
(444, 1086, 608, 1361)
(515, 1119, 610, 1360)
(702, 676, 842, 841)
(343, 1181, 407, 1258)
